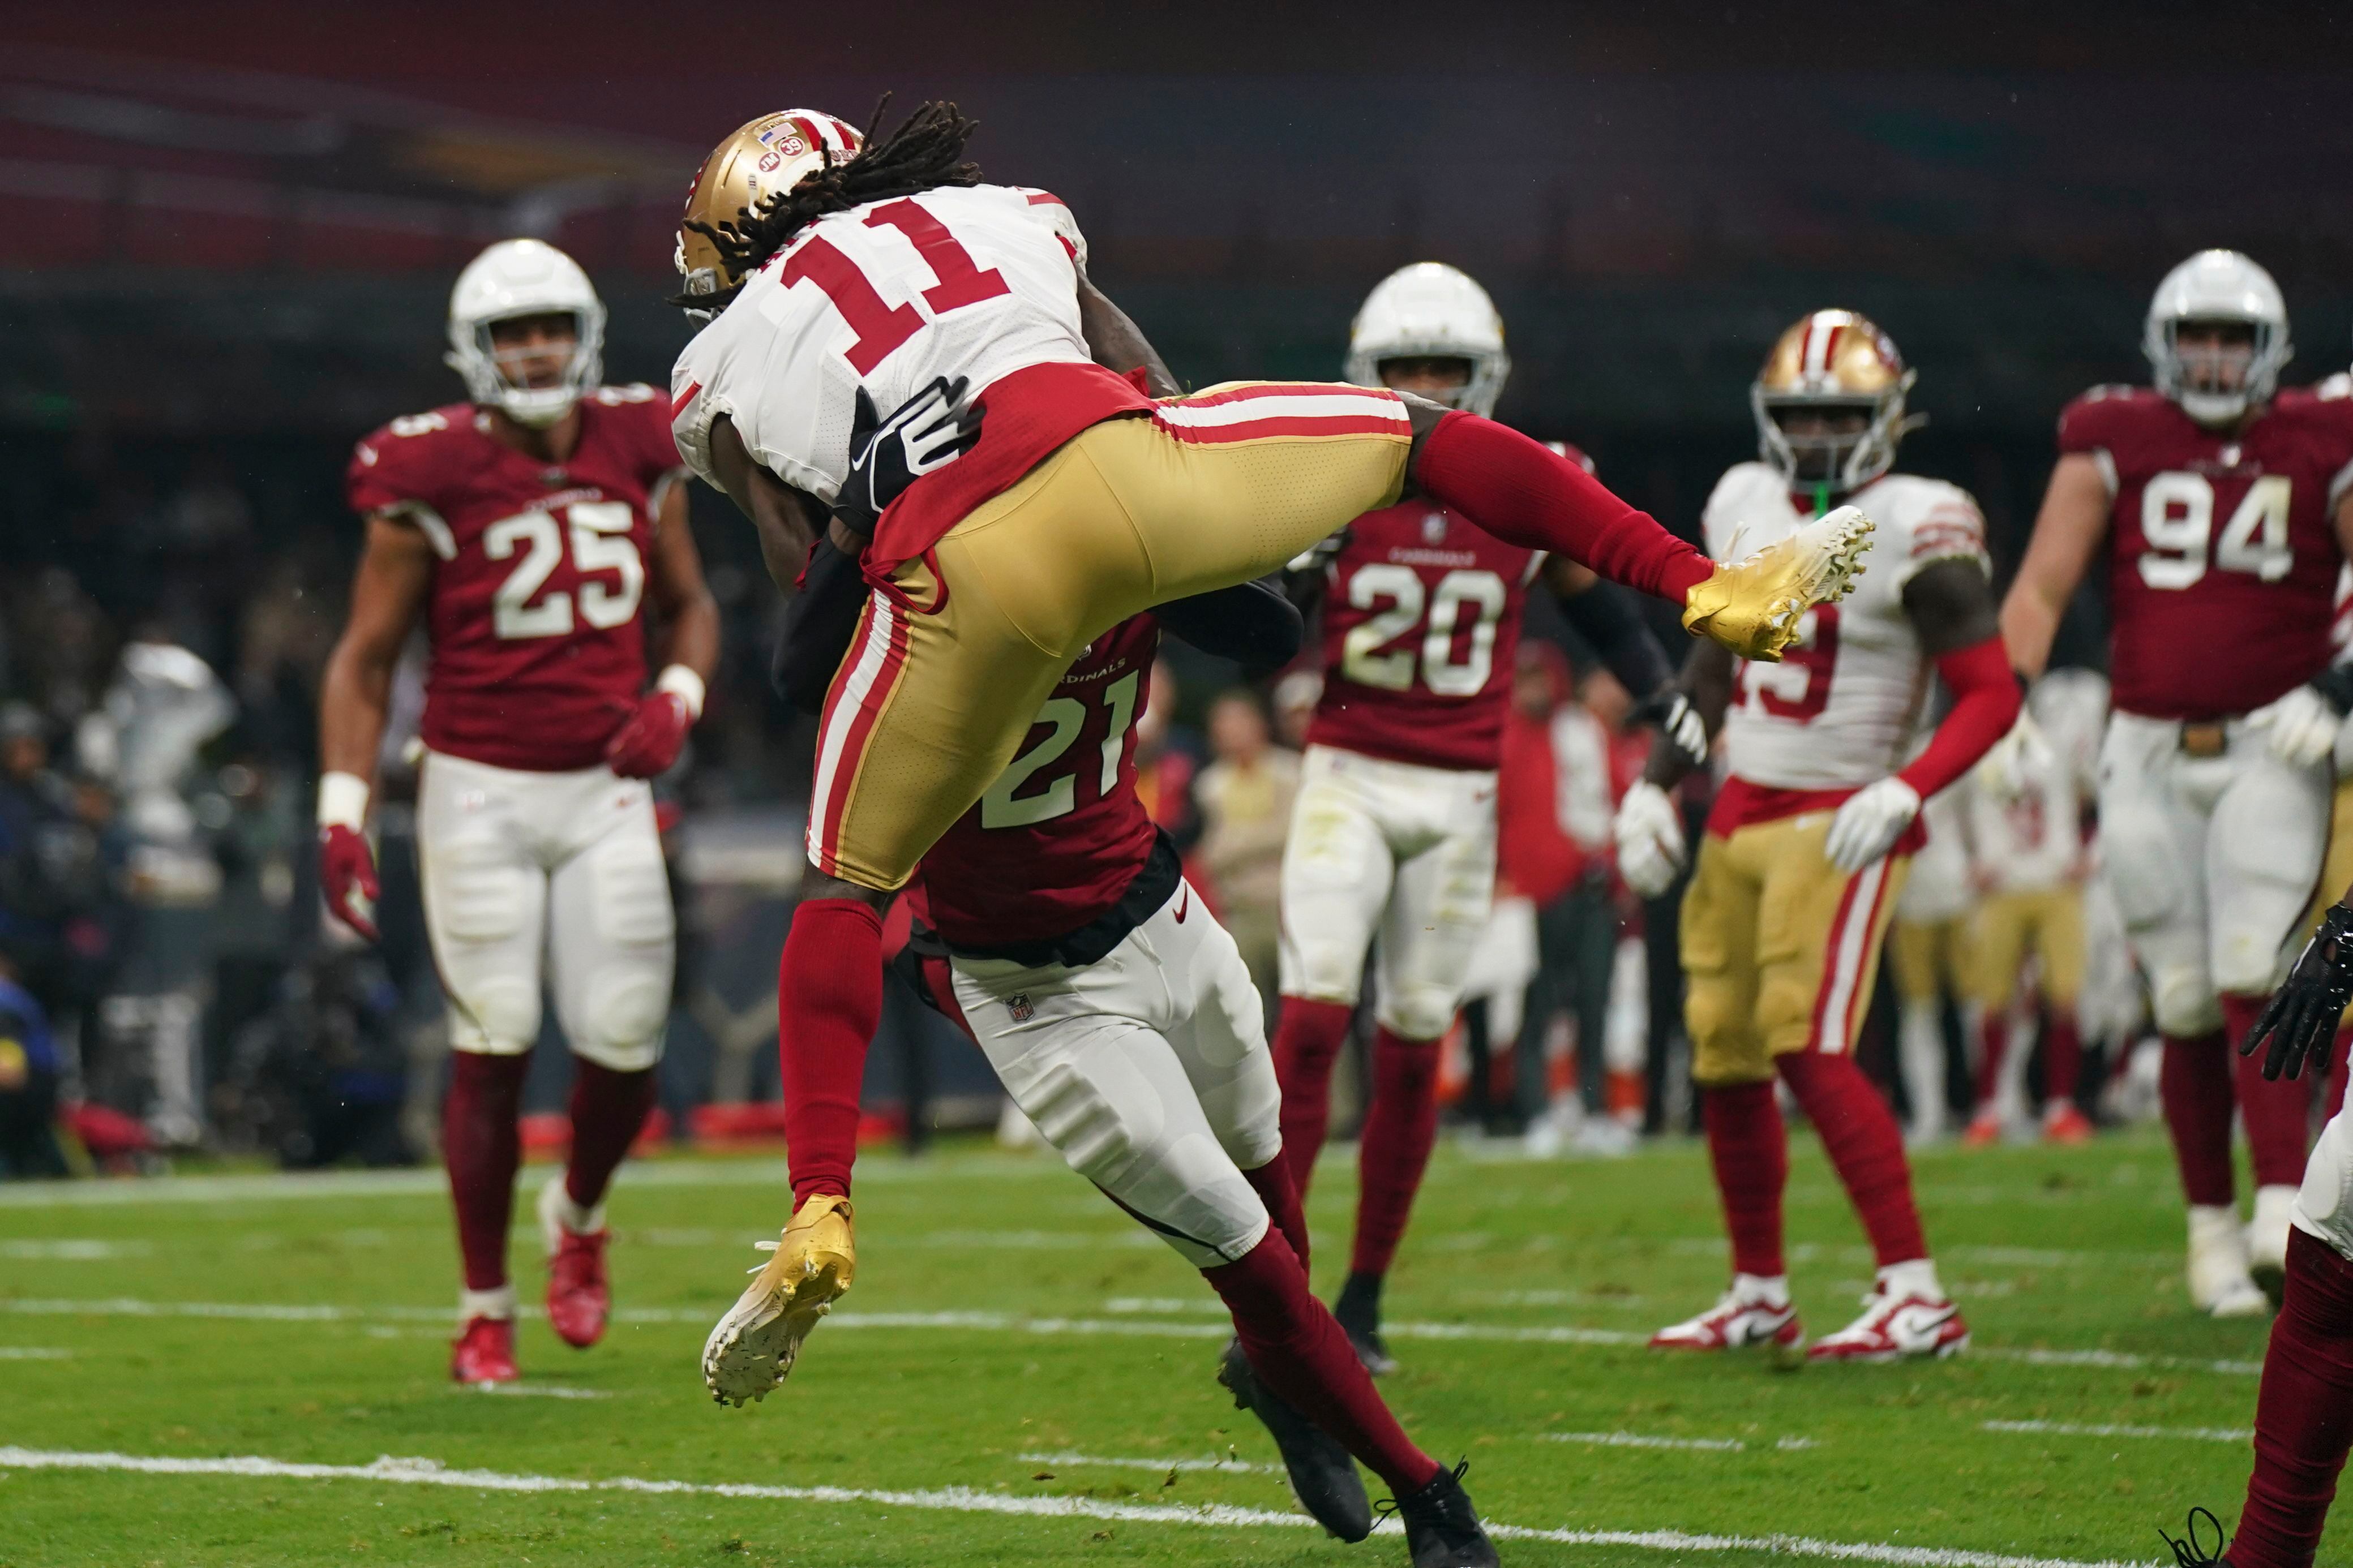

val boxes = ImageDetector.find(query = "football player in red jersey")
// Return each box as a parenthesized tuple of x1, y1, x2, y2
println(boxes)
(766, 532, 1499, 1564)
(318, 238, 720, 1384)
(1268, 263, 1705, 1373)
(2000, 250, 2353, 1320)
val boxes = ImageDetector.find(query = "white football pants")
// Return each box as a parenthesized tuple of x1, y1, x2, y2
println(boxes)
(415, 749, 675, 1071)
(952, 879, 1280, 1270)
(2097, 712, 2330, 1037)
(1275, 744, 1499, 1041)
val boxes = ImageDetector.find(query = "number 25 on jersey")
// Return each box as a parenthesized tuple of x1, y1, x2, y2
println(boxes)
(484, 501, 644, 640)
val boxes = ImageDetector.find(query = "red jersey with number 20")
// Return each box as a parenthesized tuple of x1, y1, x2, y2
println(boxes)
(345, 387, 685, 772)
(915, 613, 1162, 948)
(1306, 480, 1561, 772)
(2058, 385, 2353, 721)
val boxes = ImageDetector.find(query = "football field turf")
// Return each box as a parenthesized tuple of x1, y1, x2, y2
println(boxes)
(0, 1127, 2289, 1567)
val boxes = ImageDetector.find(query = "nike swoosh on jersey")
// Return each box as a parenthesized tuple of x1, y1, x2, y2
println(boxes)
(1174, 888, 1191, 922)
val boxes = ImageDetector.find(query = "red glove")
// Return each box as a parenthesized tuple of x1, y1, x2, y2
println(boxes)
(319, 823, 380, 941)
(605, 690, 692, 779)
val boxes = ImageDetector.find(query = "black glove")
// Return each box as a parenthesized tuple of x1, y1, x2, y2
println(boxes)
(832, 376, 984, 538)
(2243, 901, 2353, 1082)
(1630, 688, 1709, 768)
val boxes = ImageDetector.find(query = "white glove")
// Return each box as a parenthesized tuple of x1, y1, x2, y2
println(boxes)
(1615, 779, 1687, 899)
(1973, 711, 2051, 802)
(2249, 682, 2347, 769)
(1824, 777, 1922, 874)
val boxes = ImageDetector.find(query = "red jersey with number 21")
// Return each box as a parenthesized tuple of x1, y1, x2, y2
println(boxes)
(1306, 476, 1562, 772)
(345, 387, 685, 772)
(2059, 384, 2353, 721)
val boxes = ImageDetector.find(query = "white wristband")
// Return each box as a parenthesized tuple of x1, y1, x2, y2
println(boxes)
(318, 771, 371, 832)
(655, 664, 707, 721)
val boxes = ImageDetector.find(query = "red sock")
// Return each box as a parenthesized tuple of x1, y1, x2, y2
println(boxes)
(2161, 1030, 2237, 1207)
(1414, 410, 1713, 602)
(1701, 1080, 1787, 1278)
(1243, 1158, 1313, 1275)
(1272, 997, 1355, 1199)
(2229, 993, 2317, 1189)
(1201, 1227, 1439, 1495)
(444, 1051, 528, 1293)
(1779, 1050, 1928, 1268)
(1350, 1028, 1442, 1279)
(2042, 1013, 2084, 1105)
(2327, 1027, 2353, 1123)
(2232, 1230, 2353, 1568)
(1974, 1013, 2009, 1112)
(564, 1059, 657, 1214)
(779, 899, 884, 1206)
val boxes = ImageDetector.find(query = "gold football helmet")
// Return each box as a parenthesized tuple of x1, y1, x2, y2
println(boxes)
(1751, 308, 1918, 495)
(675, 109, 864, 316)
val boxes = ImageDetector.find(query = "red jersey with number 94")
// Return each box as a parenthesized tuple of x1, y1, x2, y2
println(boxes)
(2059, 384, 2353, 721)
(1306, 491, 1555, 772)
(345, 388, 686, 772)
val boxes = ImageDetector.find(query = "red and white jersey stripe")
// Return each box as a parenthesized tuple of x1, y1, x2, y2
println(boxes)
(1151, 383, 1410, 445)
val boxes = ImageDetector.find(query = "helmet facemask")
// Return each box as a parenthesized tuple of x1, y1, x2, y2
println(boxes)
(1345, 263, 1511, 418)
(2150, 315, 2283, 427)
(1752, 378, 1913, 496)
(464, 308, 605, 428)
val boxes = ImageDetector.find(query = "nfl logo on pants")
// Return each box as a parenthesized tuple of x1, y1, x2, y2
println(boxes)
(1008, 994, 1034, 1023)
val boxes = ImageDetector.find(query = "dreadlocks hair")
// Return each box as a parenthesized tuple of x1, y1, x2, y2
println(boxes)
(673, 96, 984, 311)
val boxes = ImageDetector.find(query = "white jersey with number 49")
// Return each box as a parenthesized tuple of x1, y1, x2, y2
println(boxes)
(1705, 461, 1988, 792)
(668, 183, 1091, 500)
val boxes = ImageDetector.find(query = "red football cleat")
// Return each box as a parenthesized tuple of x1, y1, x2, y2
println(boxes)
(2041, 1103, 2095, 1145)
(547, 1227, 612, 1348)
(1960, 1111, 2003, 1148)
(1806, 1288, 1969, 1363)
(451, 1315, 519, 1384)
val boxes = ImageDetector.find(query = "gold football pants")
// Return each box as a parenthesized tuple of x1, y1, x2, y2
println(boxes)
(1680, 810, 1909, 1087)
(809, 386, 1412, 890)
(1888, 915, 1971, 1006)
(1967, 884, 2085, 1011)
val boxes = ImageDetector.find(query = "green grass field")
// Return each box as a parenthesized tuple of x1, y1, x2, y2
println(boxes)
(0, 1127, 2300, 1567)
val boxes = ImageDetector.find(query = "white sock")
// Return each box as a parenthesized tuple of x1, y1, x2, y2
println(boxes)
(1877, 1258, 1942, 1301)
(460, 1284, 518, 1322)
(1898, 1002, 1948, 1139)
(1733, 1271, 1791, 1308)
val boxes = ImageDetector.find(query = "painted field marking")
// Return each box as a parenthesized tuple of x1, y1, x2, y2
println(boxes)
(463, 1383, 612, 1401)
(1982, 1420, 2248, 1444)
(1976, 1347, 2262, 1378)
(1666, 1240, 2176, 1268)
(0, 1445, 2161, 1567)
(1542, 1432, 1818, 1454)
(1016, 1450, 1279, 1476)
(0, 1348, 71, 1360)
(0, 1240, 153, 1261)
(1102, 1298, 1229, 1316)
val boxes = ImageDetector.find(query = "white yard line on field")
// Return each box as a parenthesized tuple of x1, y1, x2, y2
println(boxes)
(1982, 1420, 2248, 1444)
(0, 1240, 152, 1261)
(1975, 1347, 2262, 1377)
(0, 1445, 2162, 1567)
(1015, 1450, 1280, 1476)
(1541, 1432, 1819, 1454)
(1667, 1240, 2175, 1269)
(462, 1383, 613, 1401)
(0, 1347, 71, 1359)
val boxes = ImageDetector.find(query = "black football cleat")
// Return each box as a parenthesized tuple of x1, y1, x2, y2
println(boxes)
(1381, 1459, 1499, 1568)
(2159, 1506, 2232, 1566)
(1335, 1270, 1399, 1376)
(1218, 1338, 1373, 1541)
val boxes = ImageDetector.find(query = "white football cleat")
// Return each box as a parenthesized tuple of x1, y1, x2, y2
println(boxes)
(1650, 1280, 1802, 1361)
(703, 1192, 856, 1406)
(2248, 1185, 2299, 1309)
(1806, 1286, 1969, 1364)
(2188, 1204, 2271, 1319)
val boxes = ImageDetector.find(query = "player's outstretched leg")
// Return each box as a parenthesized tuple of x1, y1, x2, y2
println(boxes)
(1778, 1050, 1969, 1363)
(1652, 1079, 1803, 1357)
(705, 900, 878, 1405)
(444, 1050, 528, 1384)
(1338, 1026, 1444, 1375)
(539, 1058, 657, 1349)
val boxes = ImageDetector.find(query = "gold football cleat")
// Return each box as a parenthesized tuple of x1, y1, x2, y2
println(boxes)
(1681, 504, 1875, 661)
(702, 1192, 856, 1407)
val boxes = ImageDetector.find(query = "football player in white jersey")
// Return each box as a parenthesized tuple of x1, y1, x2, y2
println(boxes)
(1616, 311, 2020, 1362)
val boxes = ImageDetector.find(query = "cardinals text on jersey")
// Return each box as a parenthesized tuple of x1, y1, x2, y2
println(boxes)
(346, 387, 685, 772)
(1704, 462, 1988, 794)
(1305, 500, 1546, 772)
(2060, 384, 2353, 721)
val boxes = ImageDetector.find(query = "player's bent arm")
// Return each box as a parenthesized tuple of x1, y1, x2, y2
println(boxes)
(1544, 558, 1675, 699)
(1075, 272, 1180, 398)
(319, 513, 435, 787)
(706, 414, 826, 595)
(770, 532, 871, 715)
(1154, 578, 1304, 674)
(1640, 639, 1736, 790)
(1895, 559, 2022, 799)
(645, 479, 721, 689)
(1999, 453, 2109, 680)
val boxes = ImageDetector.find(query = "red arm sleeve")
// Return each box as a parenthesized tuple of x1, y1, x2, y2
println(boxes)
(1897, 635, 2024, 799)
(1416, 410, 1713, 604)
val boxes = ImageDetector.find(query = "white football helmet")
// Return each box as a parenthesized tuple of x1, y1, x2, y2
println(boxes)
(444, 238, 606, 428)
(1344, 263, 1510, 416)
(2143, 249, 2290, 427)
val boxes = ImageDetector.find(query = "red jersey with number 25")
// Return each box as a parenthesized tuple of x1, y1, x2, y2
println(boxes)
(915, 613, 1161, 948)
(1306, 466, 1570, 772)
(2059, 384, 2353, 721)
(345, 387, 686, 772)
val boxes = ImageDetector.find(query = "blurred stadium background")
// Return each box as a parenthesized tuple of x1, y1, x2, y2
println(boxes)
(3, 1, 2350, 1172)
